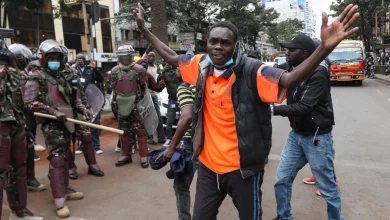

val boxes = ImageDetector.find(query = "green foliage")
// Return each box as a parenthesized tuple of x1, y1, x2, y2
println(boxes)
(217, 0, 279, 48)
(330, 0, 390, 52)
(268, 18, 304, 47)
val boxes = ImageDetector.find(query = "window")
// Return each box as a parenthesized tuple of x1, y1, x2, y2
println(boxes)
(103, 37, 113, 52)
(133, 30, 141, 40)
(121, 30, 130, 41)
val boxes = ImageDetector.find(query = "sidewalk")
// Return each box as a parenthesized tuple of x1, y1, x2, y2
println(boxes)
(376, 73, 390, 83)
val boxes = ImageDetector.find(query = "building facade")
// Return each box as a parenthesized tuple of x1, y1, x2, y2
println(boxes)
(6, 0, 116, 61)
(261, 0, 316, 38)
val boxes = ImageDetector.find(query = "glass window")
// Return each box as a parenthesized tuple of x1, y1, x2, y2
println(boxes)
(103, 37, 113, 52)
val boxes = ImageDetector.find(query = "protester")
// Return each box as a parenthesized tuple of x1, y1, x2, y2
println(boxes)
(272, 34, 342, 220)
(133, 3, 359, 219)
(73, 53, 105, 155)
(141, 45, 166, 145)
(159, 60, 183, 147)
(158, 82, 196, 220)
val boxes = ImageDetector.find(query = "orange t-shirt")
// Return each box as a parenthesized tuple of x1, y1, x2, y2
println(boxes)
(178, 54, 286, 174)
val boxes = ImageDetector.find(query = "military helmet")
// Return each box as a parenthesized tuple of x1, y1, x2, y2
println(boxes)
(38, 40, 69, 67)
(116, 44, 135, 66)
(9, 43, 33, 69)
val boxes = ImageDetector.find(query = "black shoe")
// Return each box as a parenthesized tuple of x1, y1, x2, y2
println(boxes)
(34, 153, 40, 162)
(69, 172, 78, 180)
(115, 157, 132, 167)
(147, 139, 157, 145)
(88, 167, 105, 177)
(158, 139, 166, 144)
(140, 161, 149, 168)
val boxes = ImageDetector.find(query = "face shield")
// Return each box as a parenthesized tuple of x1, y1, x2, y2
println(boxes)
(116, 44, 135, 66)
(9, 43, 33, 69)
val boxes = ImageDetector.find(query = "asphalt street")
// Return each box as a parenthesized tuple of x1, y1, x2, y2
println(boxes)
(2, 78, 390, 220)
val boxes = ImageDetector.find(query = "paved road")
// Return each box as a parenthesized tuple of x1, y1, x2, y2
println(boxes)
(2, 78, 390, 220)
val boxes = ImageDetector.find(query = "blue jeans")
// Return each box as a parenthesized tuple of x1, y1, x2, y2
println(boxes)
(274, 131, 343, 220)
(90, 112, 101, 151)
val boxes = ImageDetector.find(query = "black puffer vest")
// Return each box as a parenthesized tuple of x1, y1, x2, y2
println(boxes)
(192, 52, 273, 179)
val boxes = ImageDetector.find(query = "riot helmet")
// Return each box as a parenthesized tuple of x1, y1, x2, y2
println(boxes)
(9, 43, 33, 70)
(116, 44, 135, 66)
(38, 40, 69, 70)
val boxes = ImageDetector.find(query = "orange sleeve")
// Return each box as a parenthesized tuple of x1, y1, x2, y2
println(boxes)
(178, 54, 203, 86)
(256, 65, 287, 104)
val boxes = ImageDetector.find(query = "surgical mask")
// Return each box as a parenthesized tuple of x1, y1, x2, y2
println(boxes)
(206, 55, 233, 69)
(32, 54, 37, 59)
(48, 61, 60, 71)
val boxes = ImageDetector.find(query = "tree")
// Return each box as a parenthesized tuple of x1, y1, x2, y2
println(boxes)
(330, 0, 389, 52)
(217, 0, 279, 49)
(150, 0, 168, 45)
(268, 18, 304, 49)
(119, 0, 219, 52)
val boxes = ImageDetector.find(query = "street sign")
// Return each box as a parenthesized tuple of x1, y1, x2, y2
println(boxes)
(64, 0, 99, 6)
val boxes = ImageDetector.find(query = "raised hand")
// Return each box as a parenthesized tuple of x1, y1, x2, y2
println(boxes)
(132, 3, 146, 30)
(321, 4, 360, 50)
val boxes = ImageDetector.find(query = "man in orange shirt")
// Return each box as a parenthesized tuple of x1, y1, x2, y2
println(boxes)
(133, 3, 359, 219)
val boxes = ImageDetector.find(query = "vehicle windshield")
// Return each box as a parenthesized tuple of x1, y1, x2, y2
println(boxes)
(329, 47, 363, 62)
(275, 57, 286, 65)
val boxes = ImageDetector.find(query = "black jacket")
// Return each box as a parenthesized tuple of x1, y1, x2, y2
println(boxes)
(76, 65, 104, 93)
(191, 53, 283, 179)
(274, 63, 334, 136)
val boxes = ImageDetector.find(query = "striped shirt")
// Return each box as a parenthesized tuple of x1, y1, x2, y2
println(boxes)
(177, 83, 196, 139)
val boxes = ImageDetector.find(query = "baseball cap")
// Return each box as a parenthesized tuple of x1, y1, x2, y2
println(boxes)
(147, 147, 169, 170)
(280, 34, 316, 55)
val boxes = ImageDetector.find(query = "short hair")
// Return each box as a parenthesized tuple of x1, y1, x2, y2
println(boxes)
(208, 21, 239, 43)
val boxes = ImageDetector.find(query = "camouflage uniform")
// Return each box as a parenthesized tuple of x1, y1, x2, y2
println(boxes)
(23, 66, 87, 211)
(62, 66, 103, 176)
(109, 64, 165, 165)
(0, 62, 29, 217)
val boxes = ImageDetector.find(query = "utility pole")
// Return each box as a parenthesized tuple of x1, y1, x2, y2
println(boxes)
(82, 0, 92, 59)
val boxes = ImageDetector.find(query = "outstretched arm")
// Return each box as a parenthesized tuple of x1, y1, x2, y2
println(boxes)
(133, 3, 179, 66)
(280, 4, 360, 88)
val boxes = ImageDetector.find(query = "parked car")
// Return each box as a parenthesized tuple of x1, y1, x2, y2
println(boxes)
(273, 56, 286, 67)
(157, 88, 179, 129)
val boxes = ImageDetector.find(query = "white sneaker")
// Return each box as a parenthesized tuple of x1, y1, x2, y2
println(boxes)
(115, 146, 121, 152)
(96, 150, 103, 155)
(75, 150, 83, 155)
(34, 144, 46, 152)
(163, 139, 171, 147)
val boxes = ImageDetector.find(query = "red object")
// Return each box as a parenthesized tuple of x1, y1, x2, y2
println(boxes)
(303, 176, 316, 185)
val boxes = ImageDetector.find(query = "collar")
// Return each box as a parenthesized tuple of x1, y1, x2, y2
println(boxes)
(208, 65, 234, 79)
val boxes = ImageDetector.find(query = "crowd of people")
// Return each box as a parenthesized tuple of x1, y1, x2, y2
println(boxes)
(0, 3, 360, 220)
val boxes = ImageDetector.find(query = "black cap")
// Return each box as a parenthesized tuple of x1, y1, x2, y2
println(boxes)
(280, 34, 316, 55)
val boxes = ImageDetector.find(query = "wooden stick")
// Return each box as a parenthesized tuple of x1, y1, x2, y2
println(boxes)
(34, 112, 124, 135)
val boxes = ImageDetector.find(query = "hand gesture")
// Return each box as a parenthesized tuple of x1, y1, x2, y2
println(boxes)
(320, 4, 360, 50)
(89, 60, 97, 69)
(54, 110, 68, 122)
(133, 3, 146, 30)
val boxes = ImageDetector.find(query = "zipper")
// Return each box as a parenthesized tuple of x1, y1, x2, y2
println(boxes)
(230, 68, 244, 178)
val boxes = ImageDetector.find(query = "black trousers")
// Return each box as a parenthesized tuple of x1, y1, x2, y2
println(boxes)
(193, 163, 264, 220)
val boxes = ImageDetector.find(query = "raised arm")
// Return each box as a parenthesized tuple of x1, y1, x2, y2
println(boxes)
(279, 4, 360, 88)
(133, 3, 179, 66)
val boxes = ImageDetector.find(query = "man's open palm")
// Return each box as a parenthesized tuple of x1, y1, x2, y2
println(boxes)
(132, 3, 145, 30)
(321, 4, 360, 50)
